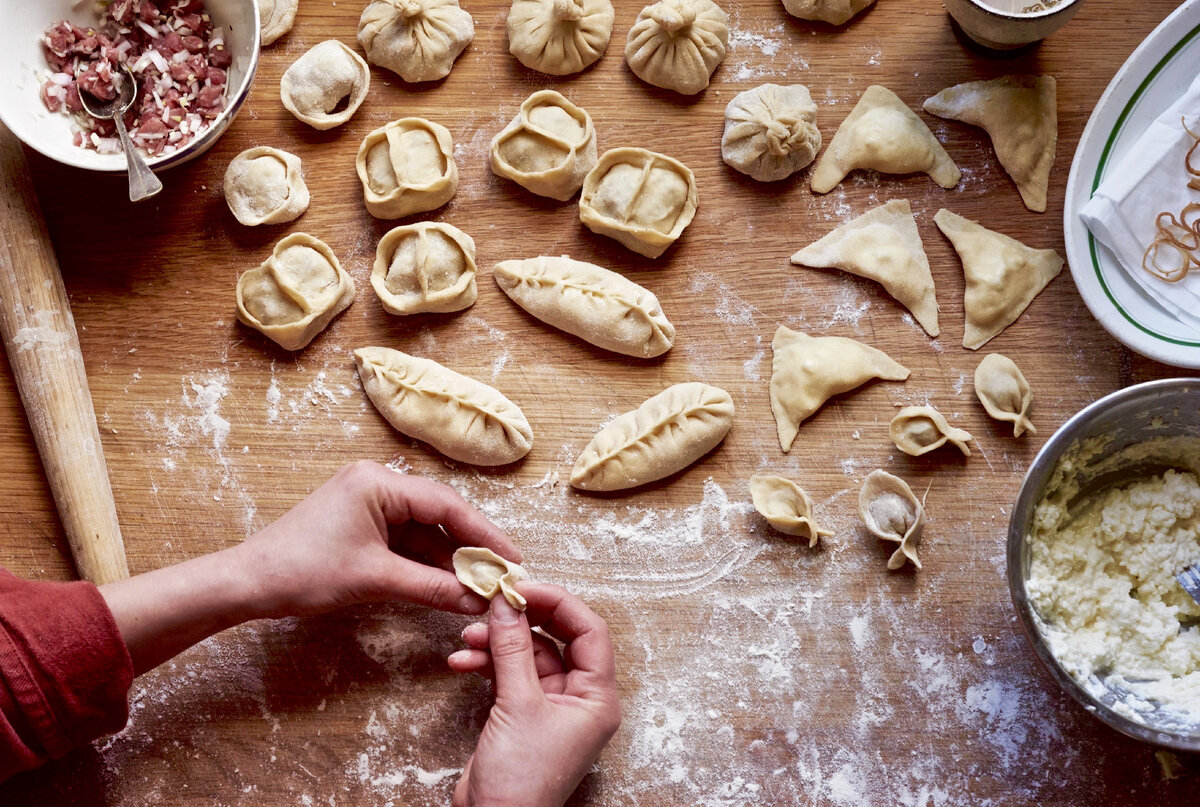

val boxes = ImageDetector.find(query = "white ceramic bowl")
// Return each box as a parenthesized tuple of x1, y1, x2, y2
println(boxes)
(944, 0, 1085, 50)
(0, 0, 260, 173)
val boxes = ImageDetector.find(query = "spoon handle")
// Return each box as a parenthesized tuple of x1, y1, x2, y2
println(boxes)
(113, 114, 162, 202)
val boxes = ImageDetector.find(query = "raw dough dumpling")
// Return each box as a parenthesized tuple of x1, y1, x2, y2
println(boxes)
(493, 256, 675, 357)
(890, 405, 973, 456)
(354, 346, 534, 465)
(259, 0, 298, 46)
(236, 233, 356, 351)
(790, 199, 938, 336)
(721, 83, 821, 182)
(811, 85, 960, 194)
(749, 475, 831, 547)
(358, 0, 474, 83)
(223, 147, 310, 227)
(624, 0, 729, 95)
(571, 382, 734, 491)
(280, 40, 370, 130)
(933, 209, 1063, 350)
(508, 0, 614, 75)
(858, 469, 925, 571)
(356, 118, 459, 219)
(924, 75, 1057, 213)
(770, 326, 910, 452)
(371, 222, 477, 315)
(490, 91, 598, 201)
(452, 547, 530, 610)
(578, 147, 698, 258)
(974, 353, 1035, 437)
(782, 0, 875, 25)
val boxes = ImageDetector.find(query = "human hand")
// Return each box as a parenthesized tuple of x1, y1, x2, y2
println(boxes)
(447, 584, 621, 807)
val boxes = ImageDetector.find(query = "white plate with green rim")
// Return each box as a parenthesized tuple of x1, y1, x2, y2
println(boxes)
(1065, 0, 1200, 369)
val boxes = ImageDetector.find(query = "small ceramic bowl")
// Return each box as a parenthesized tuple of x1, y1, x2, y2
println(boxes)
(0, 0, 259, 173)
(944, 0, 1086, 50)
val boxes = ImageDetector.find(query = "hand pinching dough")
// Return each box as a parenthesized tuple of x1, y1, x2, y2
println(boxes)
(224, 147, 310, 227)
(371, 223, 477, 315)
(721, 84, 821, 182)
(280, 40, 370, 130)
(624, 0, 729, 95)
(974, 353, 1035, 437)
(781, 0, 875, 25)
(259, 0, 298, 46)
(749, 475, 831, 547)
(356, 118, 459, 219)
(890, 405, 973, 456)
(858, 469, 925, 571)
(508, 0, 614, 75)
(358, 0, 475, 83)
(490, 91, 598, 201)
(453, 547, 530, 610)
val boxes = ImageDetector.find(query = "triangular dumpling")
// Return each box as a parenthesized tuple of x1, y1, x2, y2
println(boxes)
(790, 199, 939, 336)
(770, 326, 910, 451)
(810, 85, 961, 194)
(923, 76, 1057, 213)
(933, 209, 1064, 350)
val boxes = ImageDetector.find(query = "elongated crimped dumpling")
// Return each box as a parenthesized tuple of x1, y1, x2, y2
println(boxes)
(354, 346, 534, 466)
(259, 0, 298, 46)
(371, 222, 477, 315)
(974, 353, 1035, 437)
(782, 0, 875, 25)
(722, 84, 821, 182)
(624, 0, 729, 95)
(224, 147, 310, 227)
(749, 475, 832, 547)
(452, 547, 530, 610)
(280, 41, 370, 130)
(494, 256, 675, 357)
(923, 76, 1057, 213)
(933, 209, 1063, 349)
(770, 326, 910, 452)
(490, 91, 598, 201)
(356, 118, 459, 219)
(791, 199, 939, 336)
(571, 382, 734, 491)
(810, 85, 960, 194)
(358, 0, 474, 83)
(858, 469, 925, 571)
(889, 405, 973, 456)
(508, 0, 614, 75)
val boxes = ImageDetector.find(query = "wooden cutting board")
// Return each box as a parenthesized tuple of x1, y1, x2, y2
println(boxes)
(1, 0, 1194, 804)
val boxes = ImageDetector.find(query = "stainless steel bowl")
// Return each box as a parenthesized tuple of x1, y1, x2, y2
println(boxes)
(1008, 377, 1200, 750)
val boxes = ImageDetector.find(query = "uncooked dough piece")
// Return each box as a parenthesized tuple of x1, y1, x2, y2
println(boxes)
(721, 83, 821, 182)
(858, 469, 925, 571)
(259, 0, 298, 46)
(890, 405, 973, 457)
(236, 233, 355, 351)
(781, 0, 875, 25)
(280, 40, 370, 130)
(790, 199, 938, 336)
(770, 326, 910, 452)
(810, 85, 960, 194)
(354, 346, 534, 465)
(578, 147, 698, 258)
(493, 256, 675, 357)
(358, 0, 475, 83)
(624, 0, 729, 95)
(508, 0, 614, 75)
(224, 147, 310, 227)
(371, 223, 477, 315)
(490, 91, 598, 201)
(571, 382, 734, 491)
(356, 118, 459, 219)
(923, 75, 1057, 213)
(974, 353, 1035, 437)
(452, 547, 530, 610)
(749, 475, 831, 547)
(933, 208, 1063, 350)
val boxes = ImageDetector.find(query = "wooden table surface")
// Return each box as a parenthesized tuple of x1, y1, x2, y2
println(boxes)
(2, 0, 1198, 803)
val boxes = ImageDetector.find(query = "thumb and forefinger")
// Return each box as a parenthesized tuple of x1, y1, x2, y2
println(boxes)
(486, 596, 543, 705)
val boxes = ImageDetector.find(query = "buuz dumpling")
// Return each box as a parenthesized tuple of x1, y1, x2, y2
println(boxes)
(624, 0, 729, 95)
(358, 0, 475, 83)
(722, 83, 821, 182)
(507, 0, 614, 75)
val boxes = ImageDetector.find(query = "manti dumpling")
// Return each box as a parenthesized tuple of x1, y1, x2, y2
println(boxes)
(356, 118, 459, 219)
(508, 0, 614, 75)
(933, 209, 1063, 349)
(354, 346, 534, 466)
(721, 83, 821, 182)
(571, 382, 734, 491)
(236, 233, 355, 351)
(749, 475, 831, 547)
(782, 0, 875, 25)
(858, 469, 925, 571)
(790, 199, 938, 336)
(624, 0, 729, 95)
(371, 222, 477, 315)
(358, 0, 474, 83)
(770, 326, 909, 452)
(924, 75, 1057, 213)
(974, 353, 1035, 437)
(280, 41, 370, 130)
(490, 91, 597, 201)
(259, 0, 298, 46)
(493, 256, 675, 357)
(453, 547, 530, 610)
(578, 147, 698, 258)
(223, 147, 310, 227)
(890, 405, 972, 456)
(811, 85, 960, 194)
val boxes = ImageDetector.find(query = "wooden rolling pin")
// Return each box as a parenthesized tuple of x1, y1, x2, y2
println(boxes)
(0, 122, 129, 585)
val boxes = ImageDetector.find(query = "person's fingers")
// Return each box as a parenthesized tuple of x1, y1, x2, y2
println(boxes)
(447, 648, 492, 674)
(513, 583, 617, 694)
(370, 551, 489, 614)
(452, 755, 473, 807)
(461, 621, 489, 648)
(459, 626, 566, 681)
(487, 596, 542, 704)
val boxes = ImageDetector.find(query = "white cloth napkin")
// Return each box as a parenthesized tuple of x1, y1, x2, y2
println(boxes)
(1080, 70, 1200, 337)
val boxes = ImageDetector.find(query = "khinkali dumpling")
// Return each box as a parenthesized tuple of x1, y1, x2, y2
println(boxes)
(358, 0, 475, 83)
(974, 353, 1035, 437)
(782, 0, 875, 25)
(490, 90, 597, 200)
(280, 41, 370, 130)
(355, 117, 459, 219)
(259, 0, 298, 46)
(453, 547, 530, 610)
(858, 469, 925, 571)
(889, 405, 973, 456)
(749, 475, 831, 547)
(371, 222, 477, 315)
(721, 83, 821, 182)
(624, 0, 729, 95)
(507, 0, 614, 75)
(223, 147, 310, 227)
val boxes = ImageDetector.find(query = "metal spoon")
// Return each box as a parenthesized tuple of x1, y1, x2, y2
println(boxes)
(76, 63, 163, 202)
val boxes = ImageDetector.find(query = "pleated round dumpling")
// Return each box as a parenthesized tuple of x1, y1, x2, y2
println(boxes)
(624, 0, 729, 95)
(358, 0, 475, 83)
(722, 84, 821, 182)
(508, 0, 614, 76)
(782, 0, 875, 25)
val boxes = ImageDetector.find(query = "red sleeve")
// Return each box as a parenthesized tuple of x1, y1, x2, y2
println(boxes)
(0, 567, 133, 781)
